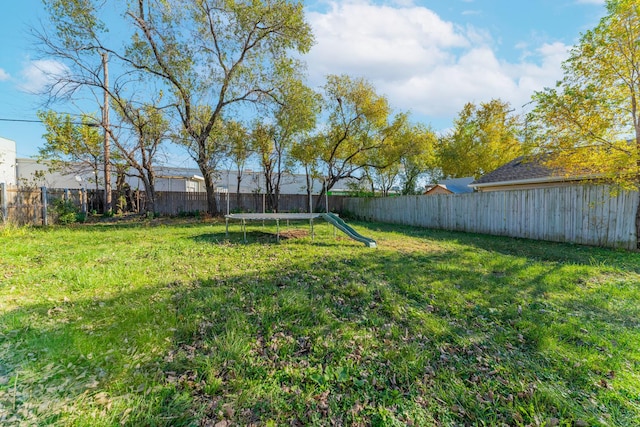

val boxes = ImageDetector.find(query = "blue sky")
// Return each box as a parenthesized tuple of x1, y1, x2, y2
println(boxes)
(0, 0, 606, 163)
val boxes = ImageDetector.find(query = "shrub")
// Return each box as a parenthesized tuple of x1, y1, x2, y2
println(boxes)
(51, 198, 84, 224)
(176, 210, 202, 218)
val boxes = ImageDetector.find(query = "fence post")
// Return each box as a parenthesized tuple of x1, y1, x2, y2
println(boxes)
(41, 186, 48, 226)
(325, 190, 329, 213)
(81, 188, 87, 215)
(0, 183, 6, 223)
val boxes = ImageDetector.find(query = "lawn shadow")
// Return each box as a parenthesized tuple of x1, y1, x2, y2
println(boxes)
(0, 248, 451, 424)
(355, 220, 640, 274)
(192, 226, 367, 247)
(2, 232, 639, 425)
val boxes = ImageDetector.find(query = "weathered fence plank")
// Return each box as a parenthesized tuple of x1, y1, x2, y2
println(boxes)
(0, 185, 351, 223)
(343, 185, 639, 250)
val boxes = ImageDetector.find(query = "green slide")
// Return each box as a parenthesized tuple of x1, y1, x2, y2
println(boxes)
(322, 213, 377, 248)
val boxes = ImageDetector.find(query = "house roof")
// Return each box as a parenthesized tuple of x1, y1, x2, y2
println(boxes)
(424, 184, 453, 195)
(470, 156, 571, 188)
(440, 177, 475, 194)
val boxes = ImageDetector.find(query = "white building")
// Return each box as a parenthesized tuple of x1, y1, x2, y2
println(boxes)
(1, 136, 358, 194)
(14, 160, 357, 195)
(0, 137, 17, 186)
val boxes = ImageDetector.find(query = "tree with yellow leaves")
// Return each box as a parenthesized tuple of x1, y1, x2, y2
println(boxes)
(529, 0, 640, 248)
(437, 99, 525, 180)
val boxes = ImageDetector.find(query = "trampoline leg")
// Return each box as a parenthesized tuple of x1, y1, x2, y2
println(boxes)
(225, 218, 229, 238)
(310, 218, 314, 241)
(243, 219, 247, 243)
(276, 219, 280, 243)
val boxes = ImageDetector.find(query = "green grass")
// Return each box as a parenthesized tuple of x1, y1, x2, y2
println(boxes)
(0, 217, 639, 426)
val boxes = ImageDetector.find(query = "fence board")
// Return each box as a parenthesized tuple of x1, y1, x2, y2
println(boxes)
(0, 185, 351, 223)
(342, 185, 639, 250)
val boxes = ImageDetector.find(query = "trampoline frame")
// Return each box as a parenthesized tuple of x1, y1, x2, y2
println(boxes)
(224, 213, 325, 242)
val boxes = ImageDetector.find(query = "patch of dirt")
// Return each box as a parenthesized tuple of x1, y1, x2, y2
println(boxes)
(250, 229, 310, 242)
(278, 229, 309, 240)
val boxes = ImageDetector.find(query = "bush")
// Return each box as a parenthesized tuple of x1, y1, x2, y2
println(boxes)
(176, 210, 202, 218)
(51, 198, 84, 225)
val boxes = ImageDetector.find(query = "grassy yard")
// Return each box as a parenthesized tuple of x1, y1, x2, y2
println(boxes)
(0, 218, 639, 426)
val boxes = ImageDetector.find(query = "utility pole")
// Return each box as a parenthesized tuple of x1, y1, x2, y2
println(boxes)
(102, 52, 112, 214)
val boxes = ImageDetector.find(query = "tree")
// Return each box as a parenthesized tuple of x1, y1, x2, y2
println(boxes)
(365, 122, 436, 196)
(438, 99, 525, 179)
(251, 122, 277, 209)
(179, 105, 228, 195)
(290, 135, 321, 209)
(312, 74, 407, 208)
(111, 98, 169, 214)
(528, 0, 640, 248)
(252, 79, 320, 211)
(223, 120, 251, 209)
(397, 123, 438, 195)
(36, 1, 150, 213)
(125, 0, 314, 214)
(36, 0, 313, 215)
(37, 110, 103, 191)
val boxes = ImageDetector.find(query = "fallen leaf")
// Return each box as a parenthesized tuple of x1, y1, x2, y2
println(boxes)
(222, 403, 234, 418)
(546, 417, 559, 426)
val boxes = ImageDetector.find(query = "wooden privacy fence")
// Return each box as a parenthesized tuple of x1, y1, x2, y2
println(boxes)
(151, 192, 348, 215)
(210, 193, 349, 216)
(0, 184, 45, 225)
(343, 185, 639, 250)
(0, 184, 350, 224)
(0, 184, 90, 226)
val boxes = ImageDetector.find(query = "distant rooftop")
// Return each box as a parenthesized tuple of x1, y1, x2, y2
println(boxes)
(439, 177, 475, 194)
(471, 156, 564, 187)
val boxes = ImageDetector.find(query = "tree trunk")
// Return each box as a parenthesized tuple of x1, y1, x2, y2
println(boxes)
(315, 180, 328, 212)
(200, 168, 218, 215)
(274, 188, 280, 213)
(236, 174, 242, 210)
(134, 173, 155, 215)
(145, 185, 156, 215)
(305, 168, 313, 213)
(273, 171, 282, 212)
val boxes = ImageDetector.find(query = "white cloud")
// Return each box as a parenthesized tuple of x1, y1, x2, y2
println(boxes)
(307, 2, 469, 82)
(18, 59, 70, 94)
(306, 1, 570, 128)
(0, 68, 9, 81)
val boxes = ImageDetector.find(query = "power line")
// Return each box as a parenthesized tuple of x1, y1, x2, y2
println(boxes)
(0, 117, 99, 126)
(0, 118, 43, 124)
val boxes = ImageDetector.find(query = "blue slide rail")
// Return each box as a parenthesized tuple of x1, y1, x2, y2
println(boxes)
(322, 213, 377, 248)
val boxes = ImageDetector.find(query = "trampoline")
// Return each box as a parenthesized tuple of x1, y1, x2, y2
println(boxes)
(224, 213, 325, 242)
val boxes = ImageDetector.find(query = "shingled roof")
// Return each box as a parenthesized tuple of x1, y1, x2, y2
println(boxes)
(470, 156, 567, 187)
